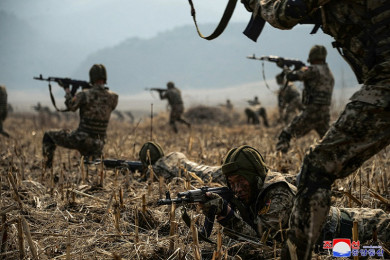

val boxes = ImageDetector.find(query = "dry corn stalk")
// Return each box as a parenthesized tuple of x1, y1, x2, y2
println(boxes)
(352, 221, 358, 260)
(169, 203, 176, 252)
(191, 220, 201, 260)
(134, 207, 139, 244)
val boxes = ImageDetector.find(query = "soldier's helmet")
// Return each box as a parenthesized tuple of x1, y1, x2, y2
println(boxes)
(221, 145, 268, 192)
(167, 81, 175, 89)
(89, 64, 107, 84)
(139, 141, 164, 167)
(308, 45, 327, 63)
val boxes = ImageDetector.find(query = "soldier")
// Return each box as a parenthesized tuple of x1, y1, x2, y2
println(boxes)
(138, 141, 224, 183)
(239, 1, 390, 258)
(42, 64, 118, 168)
(276, 72, 303, 125)
(219, 99, 234, 111)
(246, 96, 269, 127)
(159, 81, 190, 133)
(276, 45, 334, 153)
(199, 145, 390, 255)
(0, 85, 9, 137)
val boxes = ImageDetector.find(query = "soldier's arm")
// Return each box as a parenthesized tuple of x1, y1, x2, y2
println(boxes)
(65, 91, 85, 112)
(258, 0, 325, 29)
(257, 185, 294, 232)
(218, 210, 259, 239)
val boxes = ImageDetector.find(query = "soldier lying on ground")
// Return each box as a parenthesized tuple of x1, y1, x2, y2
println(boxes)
(138, 141, 224, 183)
(198, 145, 390, 255)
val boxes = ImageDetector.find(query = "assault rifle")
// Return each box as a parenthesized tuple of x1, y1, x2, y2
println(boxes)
(247, 54, 305, 71)
(34, 74, 91, 97)
(158, 186, 234, 240)
(145, 88, 166, 93)
(85, 159, 144, 172)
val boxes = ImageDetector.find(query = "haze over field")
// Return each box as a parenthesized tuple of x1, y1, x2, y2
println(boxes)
(0, 0, 359, 113)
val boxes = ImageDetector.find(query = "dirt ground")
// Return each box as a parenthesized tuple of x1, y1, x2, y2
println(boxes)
(1, 107, 389, 259)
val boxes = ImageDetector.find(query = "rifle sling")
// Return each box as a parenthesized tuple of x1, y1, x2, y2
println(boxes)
(48, 83, 69, 112)
(187, 0, 237, 40)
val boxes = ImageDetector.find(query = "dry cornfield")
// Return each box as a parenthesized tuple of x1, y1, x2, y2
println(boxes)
(1, 107, 389, 260)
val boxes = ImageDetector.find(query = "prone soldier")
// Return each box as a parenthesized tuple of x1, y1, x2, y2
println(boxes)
(42, 64, 118, 168)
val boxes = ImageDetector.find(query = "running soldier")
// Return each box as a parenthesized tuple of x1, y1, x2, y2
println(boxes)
(239, 0, 390, 258)
(276, 72, 303, 125)
(276, 45, 334, 153)
(42, 64, 118, 168)
(159, 81, 190, 133)
(198, 145, 390, 256)
(0, 85, 9, 137)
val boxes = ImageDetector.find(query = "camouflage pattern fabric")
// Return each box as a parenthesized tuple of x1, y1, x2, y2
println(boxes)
(151, 152, 223, 183)
(253, 1, 390, 258)
(0, 85, 7, 131)
(278, 82, 303, 124)
(218, 172, 295, 241)
(318, 206, 390, 245)
(160, 86, 190, 132)
(42, 84, 118, 167)
(276, 64, 334, 153)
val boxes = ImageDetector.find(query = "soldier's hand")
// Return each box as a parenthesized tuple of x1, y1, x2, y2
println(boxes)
(200, 192, 231, 219)
(276, 58, 285, 68)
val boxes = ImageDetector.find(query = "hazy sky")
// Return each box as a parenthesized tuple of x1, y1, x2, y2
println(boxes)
(1, 0, 252, 48)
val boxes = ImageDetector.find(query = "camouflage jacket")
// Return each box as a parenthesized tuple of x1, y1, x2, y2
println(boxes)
(218, 171, 296, 241)
(152, 152, 223, 183)
(258, 0, 390, 107)
(65, 84, 118, 138)
(161, 87, 183, 106)
(288, 64, 334, 106)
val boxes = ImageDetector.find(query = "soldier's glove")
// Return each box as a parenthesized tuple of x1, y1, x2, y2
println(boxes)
(201, 192, 230, 218)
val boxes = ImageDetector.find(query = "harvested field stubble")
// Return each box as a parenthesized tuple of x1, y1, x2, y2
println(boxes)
(0, 109, 389, 259)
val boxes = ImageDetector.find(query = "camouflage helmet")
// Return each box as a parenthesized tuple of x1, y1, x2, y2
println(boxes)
(89, 64, 107, 84)
(308, 45, 327, 63)
(167, 81, 175, 89)
(221, 145, 267, 191)
(139, 141, 164, 167)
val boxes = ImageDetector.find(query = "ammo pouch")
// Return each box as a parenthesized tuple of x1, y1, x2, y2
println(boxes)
(302, 91, 331, 106)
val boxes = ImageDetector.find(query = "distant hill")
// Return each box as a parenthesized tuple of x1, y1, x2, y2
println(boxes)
(74, 23, 358, 95)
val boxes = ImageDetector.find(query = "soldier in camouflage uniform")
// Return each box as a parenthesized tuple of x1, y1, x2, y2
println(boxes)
(0, 85, 9, 137)
(198, 146, 390, 254)
(276, 72, 303, 125)
(245, 96, 269, 127)
(42, 64, 118, 168)
(139, 141, 224, 183)
(159, 81, 190, 133)
(276, 45, 334, 153)
(239, 0, 390, 258)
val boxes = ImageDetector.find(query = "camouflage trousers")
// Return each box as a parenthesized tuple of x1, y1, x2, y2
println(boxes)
(42, 129, 105, 167)
(170, 104, 190, 133)
(285, 101, 390, 259)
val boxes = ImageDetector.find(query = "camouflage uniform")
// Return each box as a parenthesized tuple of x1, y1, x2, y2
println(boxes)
(218, 171, 296, 241)
(0, 85, 9, 137)
(276, 60, 334, 153)
(160, 82, 190, 133)
(278, 81, 303, 124)
(42, 77, 118, 168)
(151, 152, 224, 183)
(245, 97, 269, 127)
(245, 0, 390, 258)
